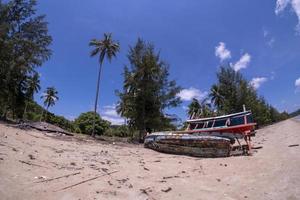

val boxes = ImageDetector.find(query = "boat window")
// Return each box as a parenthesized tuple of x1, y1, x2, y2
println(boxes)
(246, 114, 254, 123)
(230, 115, 245, 126)
(207, 121, 213, 128)
(214, 119, 226, 127)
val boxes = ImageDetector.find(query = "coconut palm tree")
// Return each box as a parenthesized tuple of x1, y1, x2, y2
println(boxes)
(89, 33, 120, 137)
(40, 87, 58, 121)
(209, 84, 224, 113)
(23, 72, 41, 120)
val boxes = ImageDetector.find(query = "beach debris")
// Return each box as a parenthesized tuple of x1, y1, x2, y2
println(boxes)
(143, 167, 150, 171)
(252, 146, 263, 149)
(107, 180, 113, 186)
(36, 172, 81, 183)
(158, 180, 167, 183)
(19, 160, 48, 168)
(101, 168, 108, 172)
(34, 176, 47, 180)
(288, 144, 299, 147)
(55, 170, 118, 191)
(217, 178, 221, 182)
(70, 162, 76, 166)
(140, 187, 152, 194)
(161, 187, 172, 193)
(163, 175, 179, 179)
(28, 154, 35, 160)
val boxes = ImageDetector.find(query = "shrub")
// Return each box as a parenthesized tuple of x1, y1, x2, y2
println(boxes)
(104, 125, 131, 137)
(74, 111, 110, 135)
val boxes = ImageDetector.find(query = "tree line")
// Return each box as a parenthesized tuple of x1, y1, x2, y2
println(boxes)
(0, 0, 291, 141)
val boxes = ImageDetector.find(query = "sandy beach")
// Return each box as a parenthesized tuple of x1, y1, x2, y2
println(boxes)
(0, 119, 299, 200)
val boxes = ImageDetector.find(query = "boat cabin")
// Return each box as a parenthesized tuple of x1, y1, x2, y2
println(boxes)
(186, 111, 254, 131)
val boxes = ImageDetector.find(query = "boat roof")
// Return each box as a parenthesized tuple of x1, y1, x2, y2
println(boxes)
(186, 110, 251, 123)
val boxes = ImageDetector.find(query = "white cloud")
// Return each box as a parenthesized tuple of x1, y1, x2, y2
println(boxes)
(275, 0, 291, 15)
(270, 71, 276, 80)
(295, 77, 300, 87)
(250, 77, 268, 89)
(232, 53, 251, 71)
(182, 105, 188, 110)
(275, 0, 300, 32)
(215, 42, 231, 61)
(101, 104, 124, 125)
(177, 87, 208, 101)
(263, 29, 269, 37)
(102, 115, 125, 125)
(267, 37, 275, 47)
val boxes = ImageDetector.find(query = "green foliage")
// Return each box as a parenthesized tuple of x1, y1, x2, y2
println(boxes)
(187, 98, 212, 118)
(116, 38, 182, 140)
(74, 112, 110, 135)
(209, 66, 289, 126)
(89, 33, 120, 65)
(289, 108, 300, 118)
(104, 125, 131, 137)
(41, 87, 59, 110)
(45, 113, 77, 133)
(0, 0, 52, 119)
(21, 100, 75, 132)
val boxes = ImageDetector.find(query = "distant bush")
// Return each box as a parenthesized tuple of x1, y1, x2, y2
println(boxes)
(45, 113, 77, 132)
(74, 112, 110, 135)
(104, 125, 132, 137)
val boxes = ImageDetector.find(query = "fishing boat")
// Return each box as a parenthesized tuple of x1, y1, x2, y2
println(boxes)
(144, 110, 256, 157)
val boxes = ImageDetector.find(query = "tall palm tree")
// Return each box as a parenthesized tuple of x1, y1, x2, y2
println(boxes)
(89, 33, 120, 137)
(23, 72, 41, 120)
(40, 87, 58, 121)
(209, 84, 224, 113)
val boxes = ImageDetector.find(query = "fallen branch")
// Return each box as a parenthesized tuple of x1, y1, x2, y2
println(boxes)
(161, 187, 172, 193)
(55, 170, 118, 191)
(19, 160, 48, 168)
(288, 144, 299, 147)
(36, 172, 81, 183)
(252, 146, 263, 149)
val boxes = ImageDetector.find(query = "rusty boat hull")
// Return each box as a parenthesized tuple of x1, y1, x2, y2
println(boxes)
(144, 133, 232, 157)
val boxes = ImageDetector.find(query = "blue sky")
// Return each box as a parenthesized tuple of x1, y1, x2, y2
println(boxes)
(35, 0, 300, 124)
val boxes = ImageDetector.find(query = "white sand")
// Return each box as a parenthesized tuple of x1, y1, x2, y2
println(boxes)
(0, 119, 299, 200)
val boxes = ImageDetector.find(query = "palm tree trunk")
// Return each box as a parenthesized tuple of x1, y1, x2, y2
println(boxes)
(40, 109, 44, 122)
(40, 105, 48, 122)
(92, 62, 103, 137)
(22, 101, 28, 120)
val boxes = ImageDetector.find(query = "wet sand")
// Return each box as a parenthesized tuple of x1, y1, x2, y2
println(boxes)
(0, 119, 299, 200)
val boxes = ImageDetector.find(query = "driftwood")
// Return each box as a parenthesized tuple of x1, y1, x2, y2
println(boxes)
(19, 160, 48, 168)
(55, 171, 118, 191)
(288, 144, 299, 147)
(161, 187, 172, 193)
(252, 146, 263, 149)
(17, 122, 73, 136)
(36, 172, 81, 183)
